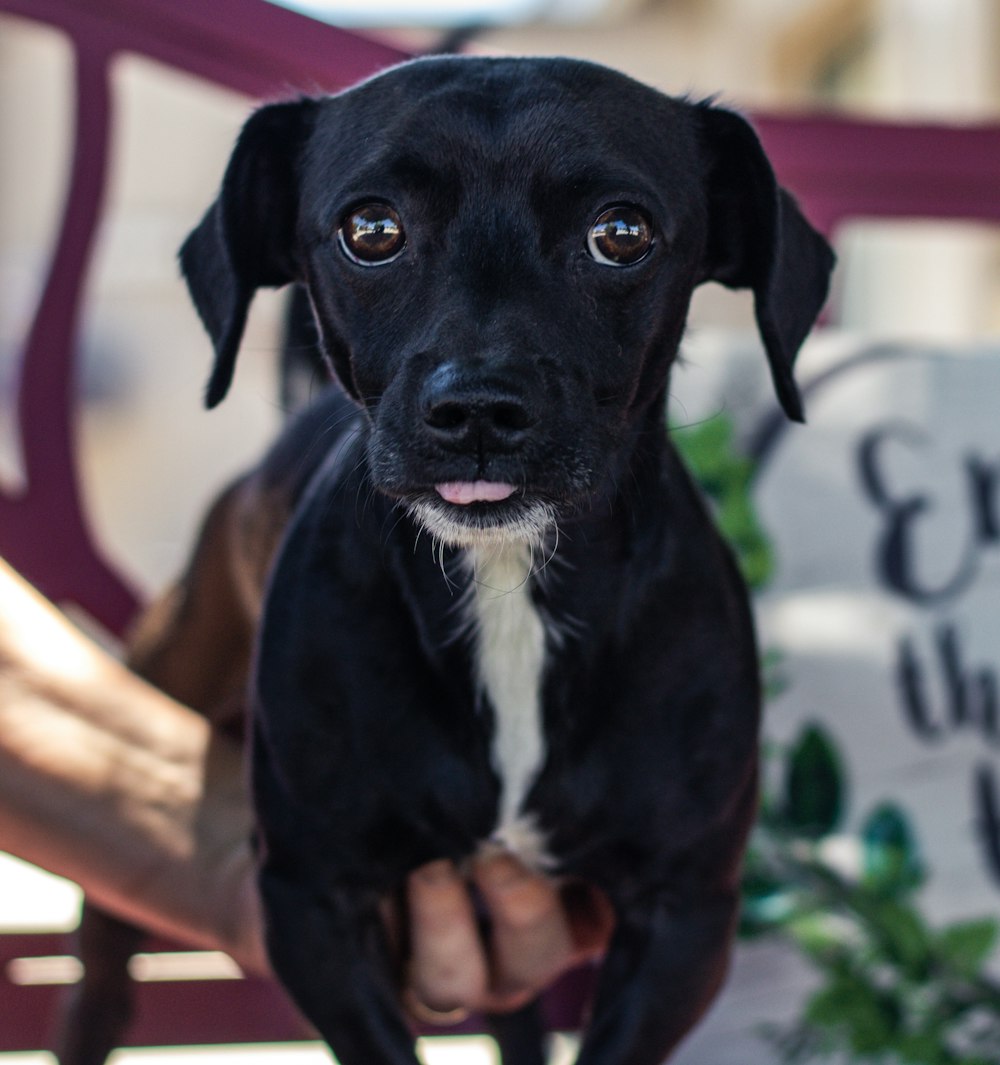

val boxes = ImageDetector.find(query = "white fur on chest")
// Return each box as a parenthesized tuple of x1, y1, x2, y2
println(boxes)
(465, 544, 552, 869)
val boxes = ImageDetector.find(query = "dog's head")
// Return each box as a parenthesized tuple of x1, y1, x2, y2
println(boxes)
(181, 56, 833, 547)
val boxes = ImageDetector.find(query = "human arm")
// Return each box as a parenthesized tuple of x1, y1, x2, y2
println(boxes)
(0, 556, 612, 1010)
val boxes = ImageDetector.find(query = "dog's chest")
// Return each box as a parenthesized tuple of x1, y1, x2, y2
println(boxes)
(465, 545, 552, 868)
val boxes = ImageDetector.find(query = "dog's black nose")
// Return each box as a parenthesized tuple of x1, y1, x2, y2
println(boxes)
(420, 363, 537, 452)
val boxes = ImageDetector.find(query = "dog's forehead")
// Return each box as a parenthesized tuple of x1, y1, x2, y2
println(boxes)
(307, 57, 701, 194)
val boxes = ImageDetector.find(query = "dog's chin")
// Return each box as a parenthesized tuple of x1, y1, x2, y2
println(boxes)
(407, 495, 557, 550)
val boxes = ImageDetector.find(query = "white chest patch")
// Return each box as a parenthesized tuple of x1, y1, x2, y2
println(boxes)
(465, 544, 553, 869)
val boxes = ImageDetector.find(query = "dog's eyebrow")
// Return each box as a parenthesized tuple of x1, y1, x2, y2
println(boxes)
(532, 164, 665, 212)
(383, 152, 461, 196)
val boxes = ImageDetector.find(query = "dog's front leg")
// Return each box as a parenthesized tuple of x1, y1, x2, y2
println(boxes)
(574, 889, 740, 1065)
(260, 865, 421, 1065)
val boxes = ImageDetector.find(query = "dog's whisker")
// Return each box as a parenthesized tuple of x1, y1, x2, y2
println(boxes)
(532, 522, 562, 580)
(380, 500, 411, 548)
(666, 404, 729, 435)
(351, 476, 381, 532)
(287, 414, 366, 491)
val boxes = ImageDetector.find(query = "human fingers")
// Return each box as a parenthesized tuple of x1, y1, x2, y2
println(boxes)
(472, 853, 576, 1010)
(405, 859, 488, 1019)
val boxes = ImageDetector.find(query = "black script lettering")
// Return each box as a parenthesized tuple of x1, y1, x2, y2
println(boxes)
(967, 454, 1000, 543)
(858, 424, 978, 604)
(896, 624, 999, 746)
(974, 763, 1000, 888)
(897, 635, 945, 741)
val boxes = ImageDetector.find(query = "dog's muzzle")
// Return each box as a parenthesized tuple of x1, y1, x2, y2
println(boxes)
(408, 487, 557, 549)
(383, 359, 558, 546)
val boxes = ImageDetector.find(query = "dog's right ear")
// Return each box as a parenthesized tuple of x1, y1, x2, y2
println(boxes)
(180, 99, 318, 408)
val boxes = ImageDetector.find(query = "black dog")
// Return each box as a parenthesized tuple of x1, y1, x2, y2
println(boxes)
(64, 55, 833, 1065)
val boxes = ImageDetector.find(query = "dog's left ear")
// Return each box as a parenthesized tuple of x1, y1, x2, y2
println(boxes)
(697, 105, 835, 422)
(180, 98, 318, 408)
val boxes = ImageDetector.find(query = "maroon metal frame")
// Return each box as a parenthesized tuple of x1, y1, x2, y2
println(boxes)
(0, 934, 312, 1050)
(0, 929, 596, 1050)
(0, 0, 408, 636)
(1, 0, 999, 1051)
(753, 110, 1000, 236)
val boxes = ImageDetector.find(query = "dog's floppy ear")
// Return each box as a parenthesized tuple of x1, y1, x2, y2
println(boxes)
(697, 104, 835, 422)
(180, 99, 317, 408)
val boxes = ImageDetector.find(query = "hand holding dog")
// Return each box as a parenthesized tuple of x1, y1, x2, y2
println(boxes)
(0, 554, 610, 1015)
(407, 857, 613, 1018)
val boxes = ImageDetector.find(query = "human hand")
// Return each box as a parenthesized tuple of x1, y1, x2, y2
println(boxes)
(404, 853, 615, 1022)
(0, 558, 613, 1007)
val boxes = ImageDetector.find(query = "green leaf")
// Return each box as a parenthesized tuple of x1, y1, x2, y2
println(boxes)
(740, 848, 796, 935)
(893, 1032, 951, 1065)
(871, 898, 931, 977)
(672, 413, 774, 591)
(760, 647, 788, 701)
(740, 891, 797, 936)
(936, 917, 1000, 979)
(862, 803, 925, 897)
(783, 725, 845, 838)
(786, 911, 852, 963)
(718, 495, 775, 589)
(805, 975, 897, 1054)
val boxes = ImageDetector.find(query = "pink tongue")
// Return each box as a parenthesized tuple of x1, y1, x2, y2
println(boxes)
(436, 481, 517, 505)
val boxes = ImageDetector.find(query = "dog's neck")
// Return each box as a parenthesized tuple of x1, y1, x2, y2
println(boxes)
(463, 542, 553, 869)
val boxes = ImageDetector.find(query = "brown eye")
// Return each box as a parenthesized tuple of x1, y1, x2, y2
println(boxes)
(587, 205, 654, 266)
(338, 203, 405, 265)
